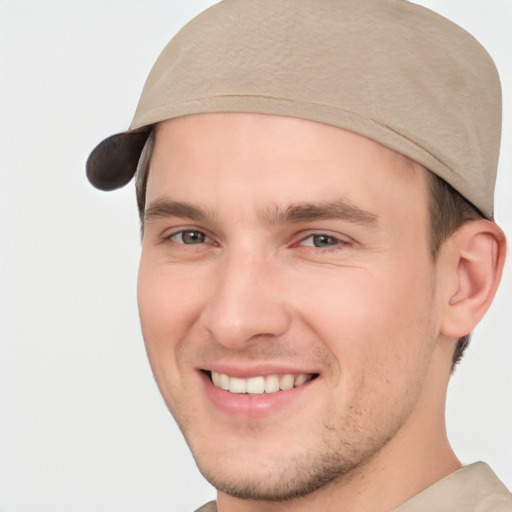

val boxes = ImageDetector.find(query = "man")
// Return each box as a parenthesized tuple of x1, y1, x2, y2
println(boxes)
(86, 0, 511, 510)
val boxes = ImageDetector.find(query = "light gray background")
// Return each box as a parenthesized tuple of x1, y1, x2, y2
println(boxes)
(0, 1, 510, 511)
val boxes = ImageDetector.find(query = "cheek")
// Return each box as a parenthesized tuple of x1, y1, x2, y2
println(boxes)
(137, 260, 205, 389)
(138, 256, 204, 335)
(294, 266, 437, 436)
(294, 261, 435, 375)
(137, 266, 207, 426)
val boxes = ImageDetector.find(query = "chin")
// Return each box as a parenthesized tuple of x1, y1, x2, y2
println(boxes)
(197, 457, 344, 501)
(187, 434, 371, 502)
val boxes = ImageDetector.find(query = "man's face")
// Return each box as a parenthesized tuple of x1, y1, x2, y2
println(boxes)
(138, 113, 446, 500)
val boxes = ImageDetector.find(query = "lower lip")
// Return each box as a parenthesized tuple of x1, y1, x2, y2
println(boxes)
(201, 372, 316, 419)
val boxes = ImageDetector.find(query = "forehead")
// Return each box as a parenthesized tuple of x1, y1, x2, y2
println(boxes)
(146, 113, 428, 221)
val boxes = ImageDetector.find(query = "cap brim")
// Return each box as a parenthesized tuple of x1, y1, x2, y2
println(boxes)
(86, 128, 151, 191)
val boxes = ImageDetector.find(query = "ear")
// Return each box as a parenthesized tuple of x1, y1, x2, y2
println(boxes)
(439, 219, 507, 338)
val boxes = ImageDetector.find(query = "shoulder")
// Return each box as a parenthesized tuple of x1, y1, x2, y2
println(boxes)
(395, 462, 512, 512)
(193, 501, 217, 512)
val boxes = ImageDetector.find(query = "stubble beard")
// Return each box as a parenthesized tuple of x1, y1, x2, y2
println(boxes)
(198, 446, 361, 502)
(186, 413, 409, 503)
(164, 295, 439, 503)
(172, 355, 435, 502)
(183, 353, 436, 502)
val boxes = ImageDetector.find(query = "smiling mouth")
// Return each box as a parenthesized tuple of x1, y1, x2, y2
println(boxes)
(207, 371, 318, 394)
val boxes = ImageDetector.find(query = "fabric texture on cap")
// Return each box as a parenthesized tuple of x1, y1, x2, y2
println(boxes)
(86, 0, 502, 218)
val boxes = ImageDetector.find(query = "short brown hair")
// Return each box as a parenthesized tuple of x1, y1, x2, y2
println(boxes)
(135, 135, 486, 371)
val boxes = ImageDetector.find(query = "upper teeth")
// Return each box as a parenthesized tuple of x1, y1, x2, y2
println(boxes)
(211, 372, 312, 394)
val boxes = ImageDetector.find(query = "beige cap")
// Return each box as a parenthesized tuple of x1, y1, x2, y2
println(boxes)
(86, 0, 502, 218)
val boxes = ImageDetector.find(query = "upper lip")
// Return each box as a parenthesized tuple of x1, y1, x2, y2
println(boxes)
(199, 363, 320, 379)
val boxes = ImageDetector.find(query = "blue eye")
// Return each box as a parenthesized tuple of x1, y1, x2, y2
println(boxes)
(302, 234, 342, 248)
(170, 230, 209, 244)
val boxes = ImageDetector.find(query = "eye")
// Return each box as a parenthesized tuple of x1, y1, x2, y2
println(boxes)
(300, 233, 345, 248)
(168, 230, 211, 244)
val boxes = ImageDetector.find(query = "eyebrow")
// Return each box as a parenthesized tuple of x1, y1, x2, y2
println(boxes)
(261, 200, 379, 226)
(143, 198, 378, 227)
(144, 198, 214, 223)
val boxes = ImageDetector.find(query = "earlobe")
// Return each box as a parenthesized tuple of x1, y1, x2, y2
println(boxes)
(440, 220, 507, 338)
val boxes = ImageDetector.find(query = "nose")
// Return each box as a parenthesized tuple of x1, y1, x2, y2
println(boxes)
(199, 251, 291, 349)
